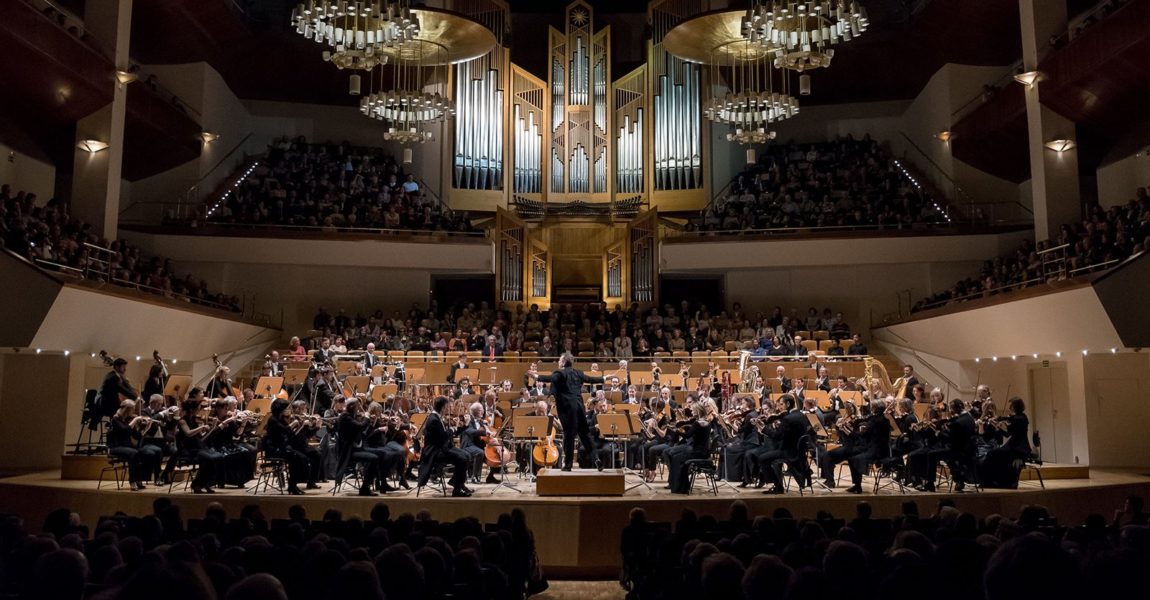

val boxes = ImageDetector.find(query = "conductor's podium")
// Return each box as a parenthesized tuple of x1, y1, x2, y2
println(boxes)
(535, 468, 626, 496)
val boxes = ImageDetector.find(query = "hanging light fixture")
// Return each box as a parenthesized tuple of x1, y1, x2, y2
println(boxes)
(292, 0, 423, 94)
(704, 38, 798, 145)
(360, 41, 454, 143)
(742, 1, 869, 72)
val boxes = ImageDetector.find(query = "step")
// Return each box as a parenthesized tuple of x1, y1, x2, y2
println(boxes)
(535, 468, 626, 496)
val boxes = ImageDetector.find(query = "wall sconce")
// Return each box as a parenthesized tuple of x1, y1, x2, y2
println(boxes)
(1044, 139, 1076, 152)
(200, 132, 219, 144)
(76, 140, 109, 153)
(1013, 71, 1040, 87)
(935, 130, 952, 142)
(114, 70, 137, 88)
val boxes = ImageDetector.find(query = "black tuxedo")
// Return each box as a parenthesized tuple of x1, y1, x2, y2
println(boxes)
(752, 409, 811, 489)
(902, 376, 919, 398)
(416, 412, 468, 491)
(540, 366, 604, 469)
(362, 352, 380, 372)
(775, 377, 792, 393)
(99, 371, 137, 418)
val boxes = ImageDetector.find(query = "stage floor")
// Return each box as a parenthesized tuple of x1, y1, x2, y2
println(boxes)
(3, 467, 1148, 577)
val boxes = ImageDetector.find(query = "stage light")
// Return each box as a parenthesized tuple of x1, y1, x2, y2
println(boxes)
(136, 355, 141, 361)
(1055, 351, 1062, 357)
(1110, 348, 1117, 354)
(35, 348, 41, 354)
(974, 357, 980, 363)
(1032, 353, 1038, 359)
(64, 350, 70, 356)
(992, 356, 998, 362)
(1011, 355, 1016, 360)
(1082, 349, 1088, 356)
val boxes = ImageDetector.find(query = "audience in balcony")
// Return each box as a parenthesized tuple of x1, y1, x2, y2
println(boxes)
(202, 137, 476, 234)
(0, 184, 240, 311)
(913, 189, 1148, 312)
(620, 497, 1150, 600)
(0, 501, 545, 600)
(690, 135, 946, 234)
(306, 300, 858, 359)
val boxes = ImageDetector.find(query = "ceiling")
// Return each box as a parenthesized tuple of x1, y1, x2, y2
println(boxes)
(129, 0, 1031, 108)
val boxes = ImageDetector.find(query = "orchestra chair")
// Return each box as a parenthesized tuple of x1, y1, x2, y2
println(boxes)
(801, 340, 818, 353)
(249, 456, 288, 495)
(330, 461, 367, 496)
(685, 434, 723, 496)
(812, 330, 830, 341)
(795, 330, 811, 341)
(166, 454, 200, 493)
(771, 436, 815, 496)
(935, 456, 982, 493)
(407, 351, 425, 362)
(415, 460, 454, 497)
(710, 350, 729, 360)
(1014, 458, 1045, 489)
(653, 352, 670, 361)
(870, 456, 906, 494)
(672, 351, 690, 360)
(723, 341, 738, 352)
(818, 340, 836, 353)
(504, 350, 520, 362)
(691, 351, 710, 361)
(577, 341, 594, 352)
(521, 350, 539, 361)
(97, 454, 130, 490)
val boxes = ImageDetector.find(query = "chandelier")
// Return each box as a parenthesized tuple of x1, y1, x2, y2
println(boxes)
(291, 0, 421, 71)
(741, 1, 869, 72)
(360, 43, 454, 143)
(703, 40, 799, 145)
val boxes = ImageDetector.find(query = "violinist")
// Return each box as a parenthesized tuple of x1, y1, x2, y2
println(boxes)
(820, 401, 863, 489)
(204, 397, 256, 489)
(416, 396, 472, 497)
(720, 396, 761, 487)
(264, 399, 310, 495)
(288, 400, 324, 487)
(905, 404, 945, 489)
(362, 403, 403, 493)
(976, 399, 1005, 456)
(335, 397, 382, 496)
(666, 395, 715, 494)
(893, 398, 919, 455)
(846, 400, 887, 491)
(453, 377, 475, 399)
(980, 397, 1032, 488)
(639, 398, 669, 480)
(623, 384, 640, 405)
(318, 395, 346, 481)
(749, 394, 811, 494)
(302, 367, 336, 414)
(175, 388, 224, 494)
(108, 400, 163, 491)
(585, 395, 616, 468)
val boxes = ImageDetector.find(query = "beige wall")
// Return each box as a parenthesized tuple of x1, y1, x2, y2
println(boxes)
(0, 355, 71, 471)
(1096, 151, 1149, 208)
(1084, 353, 1150, 467)
(0, 143, 56, 200)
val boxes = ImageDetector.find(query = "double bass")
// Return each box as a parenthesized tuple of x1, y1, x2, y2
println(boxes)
(482, 414, 515, 468)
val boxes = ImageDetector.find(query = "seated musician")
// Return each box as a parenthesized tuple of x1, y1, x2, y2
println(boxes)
(814, 366, 832, 392)
(458, 401, 496, 484)
(175, 388, 225, 494)
(288, 400, 324, 487)
(980, 397, 1032, 489)
(453, 377, 474, 399)
(825, 339, 846, 357)
(773, 366, 792, 394)
(665, 395, 716, 494)
(141, 394, 177, 473)
(720, 396, 761, 486)
(204, 397, 256, 489)
(893, 398, 919, 455)
(975, 399, 1005, 457)
(335, 397, 382, 496)
(108, 400, 163, 491)
(624, 384, 640, 405)
(447, 352, 470, 383)
(639, 398, 671, 481)
(362, 403, 403, 493)
(416, 396, 473, 497)
(749, 394, 811, 493)
(910, 383, 927, 404)
(585, 396, 616, 468)
(98, 357, 138, 422)
(912, 398, 977, 492)
(264, 399, 311, 495)
(905, 404, 945, 489)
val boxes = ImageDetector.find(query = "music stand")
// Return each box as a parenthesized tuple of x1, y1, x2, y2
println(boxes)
(163, 375, 193, 402)
(805, 412, 834, 492)
(344, 376, 371, 398)
(253, 376, 283, 399)
(409, 413, 430, 436)
(599, 412, 651, 493)
(370, 384, 398, 404)
(513, 416, 552, 481)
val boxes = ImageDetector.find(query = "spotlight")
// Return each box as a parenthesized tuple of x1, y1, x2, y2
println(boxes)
(136, 355, 141, 361)
(35, 348, 42, 354)
(1032, 353, 1038, 359)
(1082, 349, 1088, 356)
(1110, 348, 1117, 354)
(975, 358, 980, 363)
(1055, 351, 1062, 357)
(64, 350, 70, 356)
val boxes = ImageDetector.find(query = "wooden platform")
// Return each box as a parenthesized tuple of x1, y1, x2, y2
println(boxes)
(2, 467, 1147, 578)
(536, 468, 626, 496)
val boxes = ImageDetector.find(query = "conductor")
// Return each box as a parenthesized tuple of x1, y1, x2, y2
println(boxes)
(540, 352, 604, 471)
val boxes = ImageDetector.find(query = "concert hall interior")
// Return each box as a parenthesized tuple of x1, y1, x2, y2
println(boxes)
(2, 0, 1150, 598)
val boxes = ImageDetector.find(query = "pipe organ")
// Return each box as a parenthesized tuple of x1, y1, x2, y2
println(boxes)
(614, 67, 646, 195)
(511, 66, 545, 195)
(452, 1, 509, 191)
(549, 2, 611, 198)
(649, 0, 705, 192)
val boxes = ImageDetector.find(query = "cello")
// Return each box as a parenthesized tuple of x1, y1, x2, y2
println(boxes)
(482, 414, 515, 468)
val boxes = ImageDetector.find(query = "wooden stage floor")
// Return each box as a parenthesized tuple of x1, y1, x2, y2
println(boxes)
(3, 466, 1148, 577)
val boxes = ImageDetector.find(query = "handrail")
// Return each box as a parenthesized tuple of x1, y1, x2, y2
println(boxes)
(665, 220, 960, 239)
(157, 222, 488, 239)
(950, 60, 1023, 123)
(701, 176, 735, 217)
(873, 338, 970, 395)
(185, 131, 257, 213)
